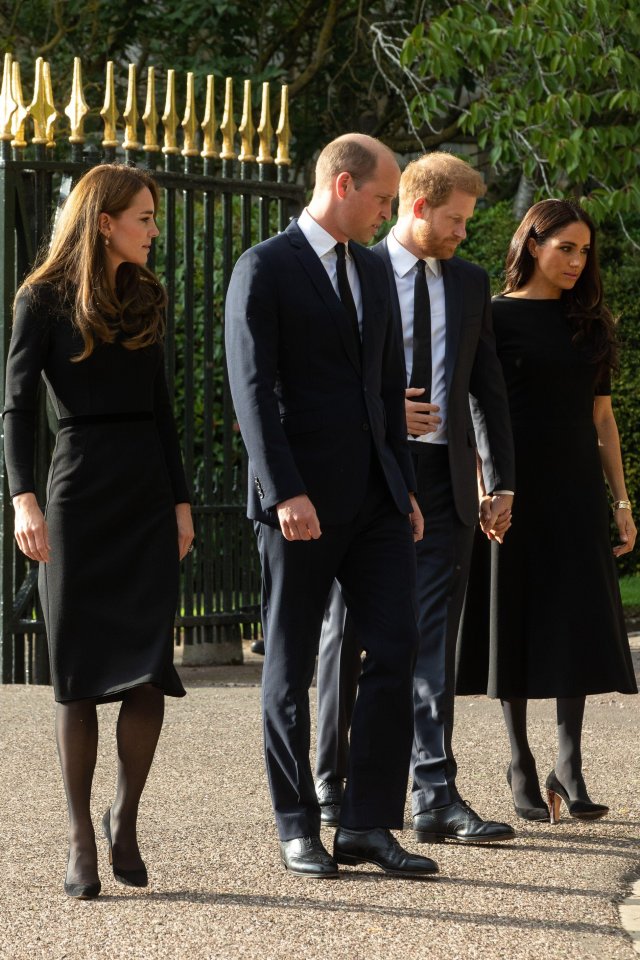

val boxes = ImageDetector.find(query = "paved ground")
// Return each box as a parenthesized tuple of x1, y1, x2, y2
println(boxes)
(0, 640, 638, 960)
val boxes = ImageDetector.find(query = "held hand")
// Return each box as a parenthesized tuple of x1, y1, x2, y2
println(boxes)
(13, 492, 50, 562)
(176, 502, 195, 560)
(480, 494, 514, 544)
(613, 508, 636, 558)
(277, 494, 322, 542)
(405, 388, 441, 436)
(408, 493, 424, 542)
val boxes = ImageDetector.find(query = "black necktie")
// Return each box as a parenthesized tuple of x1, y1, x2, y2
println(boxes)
(409, 258, 432, 397)
(335, 242, 361, 350)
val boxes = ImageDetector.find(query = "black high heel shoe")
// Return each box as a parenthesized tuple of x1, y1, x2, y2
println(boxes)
(64, 853, 101, 900)
(506, 763, 550, 822)
(545, 771, 609, 826)
(102, 807, 148, 887)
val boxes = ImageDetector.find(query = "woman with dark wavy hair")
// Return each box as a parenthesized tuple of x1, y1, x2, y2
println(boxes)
(457, 199, 637, 825)
(4, 164, 194, 898)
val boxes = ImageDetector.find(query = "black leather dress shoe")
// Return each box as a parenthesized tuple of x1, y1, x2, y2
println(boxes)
(334, 827, 439, 877)
(279, 837, 339, 878)
(413, 801, 515, 844)
(315, 779, 343, 827)
(250, 639, 265, 655)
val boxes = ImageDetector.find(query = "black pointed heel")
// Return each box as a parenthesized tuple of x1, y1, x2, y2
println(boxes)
(545, 771, 609, 826)
(64, 853, 101, 900)
(102, 807, 148, 887)
(64, 877, 101, 900)
(506, 763, 550, 822)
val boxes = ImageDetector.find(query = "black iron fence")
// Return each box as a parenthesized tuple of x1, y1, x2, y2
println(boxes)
(0, 54, 304, 683)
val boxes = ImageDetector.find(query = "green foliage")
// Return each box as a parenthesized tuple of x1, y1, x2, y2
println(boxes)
(2, 0, 422, 177)
(459, 200, 640, 575)
(396, 0, 640, 226)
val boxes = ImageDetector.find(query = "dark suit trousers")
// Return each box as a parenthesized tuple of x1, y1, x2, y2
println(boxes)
(315, 581, 360, 782)
(257, 464, 419, 841)
(315, 444, 476, 814)
(410, 443, 475, 812)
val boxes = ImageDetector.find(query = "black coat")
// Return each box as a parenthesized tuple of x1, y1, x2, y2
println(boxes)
(372, 239, 515, 525)
(225, 220, 416, 527)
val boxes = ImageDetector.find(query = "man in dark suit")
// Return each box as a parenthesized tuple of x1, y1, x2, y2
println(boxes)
(314, 152, 517, 844)
(225, 134, 438, 879)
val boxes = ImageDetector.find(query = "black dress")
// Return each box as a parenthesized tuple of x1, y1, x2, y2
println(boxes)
(3, 283, 189, 703)
(456, 296, 637, 699)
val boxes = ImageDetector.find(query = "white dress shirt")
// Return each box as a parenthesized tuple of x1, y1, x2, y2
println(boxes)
(297, 208, 363, 334)
(387, 229, 448, 445)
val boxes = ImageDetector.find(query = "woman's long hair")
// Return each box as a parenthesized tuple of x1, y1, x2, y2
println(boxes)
(502, 198, 617, 376)
(20, 164, 166, 361)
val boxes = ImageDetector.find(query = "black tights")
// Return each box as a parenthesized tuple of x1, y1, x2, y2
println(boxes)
(502, 696, 590, 809)
(56, 684, 165, 886)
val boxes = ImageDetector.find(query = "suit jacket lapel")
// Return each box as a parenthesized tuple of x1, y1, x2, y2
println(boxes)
(285, 220, 361, 375)
(442, 258, 462, 400)
(374, 238, 403, 344)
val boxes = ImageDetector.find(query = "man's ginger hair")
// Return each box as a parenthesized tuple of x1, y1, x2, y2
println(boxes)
(398, 152, 486, 215)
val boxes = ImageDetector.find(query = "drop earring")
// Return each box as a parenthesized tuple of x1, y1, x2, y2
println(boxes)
(104, 235, 111, 247)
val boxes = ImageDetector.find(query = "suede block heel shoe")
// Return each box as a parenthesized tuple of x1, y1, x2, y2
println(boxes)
(506, 763, 550, 822)
(102, 807, 149, 887)
(545, 771, 609, 826)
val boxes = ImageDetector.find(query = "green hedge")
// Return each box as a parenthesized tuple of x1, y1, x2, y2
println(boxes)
(460, 200, 640, 575)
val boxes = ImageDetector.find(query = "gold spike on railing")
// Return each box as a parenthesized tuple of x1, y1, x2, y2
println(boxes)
(239, 79, 255, 162)
(100, 61, 119, 148)
(220, 77, 237, 161)
(65, 57, 89, 144)
(257, 82, 273, 163)
(43, 61, 59, 147)
(275, 84, 291, 166)
(29, 57, 49, 145)
(162, 68, 180, 154)
(200, 74, 218, 160)
(181, 71, 199, 157)
(10, 61, 28, 148)
(123, 64, 141, 151)
(0, 53, 16, 141)
(142, 66, 159, 151)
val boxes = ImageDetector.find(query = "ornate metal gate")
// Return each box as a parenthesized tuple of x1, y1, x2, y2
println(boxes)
(0, 53, 304, 683)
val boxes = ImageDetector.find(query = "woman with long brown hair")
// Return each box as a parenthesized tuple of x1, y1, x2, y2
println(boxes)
(457, 199, 637, 824)
(4, 164, 194, 898)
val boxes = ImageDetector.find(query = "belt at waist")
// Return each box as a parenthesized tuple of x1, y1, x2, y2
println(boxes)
(408, 439, 448, 458)
(57, 412, 155, 427)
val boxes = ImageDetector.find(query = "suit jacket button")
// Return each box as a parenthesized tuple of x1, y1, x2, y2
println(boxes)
(362, 422, 369, 431)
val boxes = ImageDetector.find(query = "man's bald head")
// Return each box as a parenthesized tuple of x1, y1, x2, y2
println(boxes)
(314, 134, 396, 191)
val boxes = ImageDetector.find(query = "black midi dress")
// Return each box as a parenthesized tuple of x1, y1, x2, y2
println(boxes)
(3, 282, 189, 703)
(456, 296, 637, 699)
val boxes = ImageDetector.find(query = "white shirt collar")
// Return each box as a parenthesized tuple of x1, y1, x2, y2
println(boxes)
(387, 228, 441, 279)
(298, 208, 347, 259)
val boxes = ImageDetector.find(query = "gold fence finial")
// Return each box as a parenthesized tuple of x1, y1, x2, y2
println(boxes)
(43, 61, 58, 146)
(276, 84, 291, 166)
(201, 74, 218, 159)
(162, 68, 180, 154)
(65, 57, 89, 144)
(257, 81, 273, 163)
(123, 63, 141, 150)
(10, 61, 28, 148)
(0, 53, 16, 141)
(239, 79, 255, 162)
(100, 61, 119, 148)
(142, 65, 159, 151)
(220, 77, 237, 161)
(29, 57, 49, 145)
(181, 71, 199, 157)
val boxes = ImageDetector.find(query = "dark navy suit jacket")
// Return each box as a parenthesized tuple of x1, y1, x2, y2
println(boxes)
(372, 238, 514, 526)
(225, 219, 416, 528)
